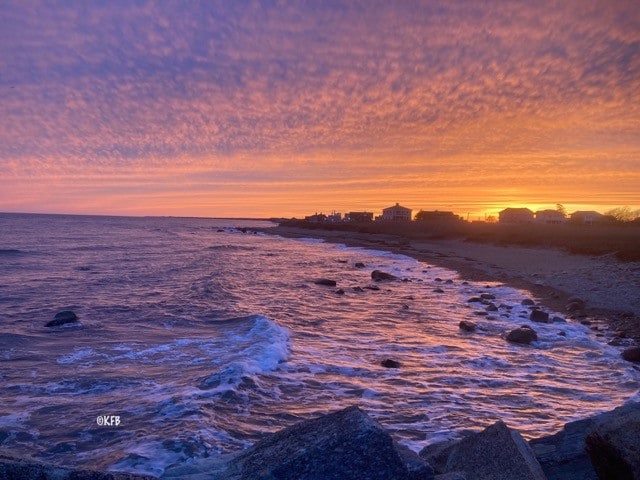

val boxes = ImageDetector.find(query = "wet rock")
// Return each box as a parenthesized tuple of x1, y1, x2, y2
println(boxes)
(435, 277, 443, 282)
(521, 299, 535, 306)
(335, 289, 345, 295)
(585, 402, 640, 480)
(480, 293, 496, 300)
(459, 321, 477, 332)
(445, 279, 454, 284)
(467, 297, 483, 303)
(551, 316, 565, 323)
(506, 326, 538, 345)
(381, 358, 402, 368)
(352, 286, 364, 293)
(354, 262, 366, 268)
(364, 285, 381, 291)
(420, 420, 545, 480)
(473, 311, 488, 316)
(314, 278, 337, 287)
(621, 346, 640, 363)
(433, 288, 445, 294)
(372, 270, 398, 281)
(45, 310, 78, 327)
(530, 310, 550, 323)
(402, 304, 409, 310)
(485, 303, 498, 312)
(0, 454, 154, 479)
(530, 417, 599, 480)
(204, 406, 429, 480)
(337, 259, 348, 264)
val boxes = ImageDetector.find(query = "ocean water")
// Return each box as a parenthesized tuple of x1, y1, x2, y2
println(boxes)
(0, 213, 638, 476)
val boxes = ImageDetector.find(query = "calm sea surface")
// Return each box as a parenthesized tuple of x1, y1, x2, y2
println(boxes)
(0, 213, 638, 475)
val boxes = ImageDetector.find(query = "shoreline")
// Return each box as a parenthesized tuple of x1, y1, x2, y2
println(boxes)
(264, 225, 640, 343)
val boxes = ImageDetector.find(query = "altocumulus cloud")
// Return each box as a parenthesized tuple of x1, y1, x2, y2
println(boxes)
(0, 0, 638, 214)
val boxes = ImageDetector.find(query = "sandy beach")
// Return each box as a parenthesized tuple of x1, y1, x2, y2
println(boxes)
(267, 226, 640, 342)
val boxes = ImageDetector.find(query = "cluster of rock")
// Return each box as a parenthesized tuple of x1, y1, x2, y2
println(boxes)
(160, 402, 640, 480)
(4, 403, 639, 479)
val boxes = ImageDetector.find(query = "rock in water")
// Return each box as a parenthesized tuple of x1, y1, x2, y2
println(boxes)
(371, 270, 397, 281)
(585, 402, 640, 479)
(219, 406, 431, 480)
(529, 310, 550, 323)
(506, 326, 538, 345)
(621, 346, 640, 362)
(381, 358, 402, 368)
(354, 262, 366, 268)
(45, 310, 78, 327)
(420, 421, 546, 480)
(314, 278, 337, 287)
(459, 321, 477, 332)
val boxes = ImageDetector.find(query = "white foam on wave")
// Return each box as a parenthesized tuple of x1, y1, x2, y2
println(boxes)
(197, 315, 291, 394)
(56, 347, 99, 365)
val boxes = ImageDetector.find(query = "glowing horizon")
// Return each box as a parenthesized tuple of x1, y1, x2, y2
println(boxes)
(1, 1, 638, 219)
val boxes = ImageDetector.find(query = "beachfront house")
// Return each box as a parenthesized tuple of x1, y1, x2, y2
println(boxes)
(498, 207, 534, 224)
(380, 203, 412, 222)
(326, 211, 342, 223)
(345, 211, 374, 223)
(535, 209, 566, 224)
(415, 210, 461, 222)
(304, 212, 327, 223)
(570, 211, 604, 225)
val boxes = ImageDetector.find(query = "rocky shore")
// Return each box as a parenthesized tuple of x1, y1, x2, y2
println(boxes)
(264, 226, 640, 343)
(4, 402, 639, 479)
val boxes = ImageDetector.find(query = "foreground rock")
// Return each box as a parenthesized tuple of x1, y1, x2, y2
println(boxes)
(530, 401, 640, 480)
(585, 402, 640, 479)
(420, 421, 545, 480)
(164, 406, 433, 480)
(506, 325, 538, 344)
(371, 270, 398, 281)
(45, 310, 78, 327)
(0, 454, 154, 479)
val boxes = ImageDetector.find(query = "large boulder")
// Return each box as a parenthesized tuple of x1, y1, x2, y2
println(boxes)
(506, 326, 538, 345)
(585, 402, 640, 479)
(419, 421, 545, 480)
(45, 310, 78, 327)
(170, 406, 433, 480)
(530, 401, 640, 480)
(530, 417, 599, 480)
(372, 270, 398, 281)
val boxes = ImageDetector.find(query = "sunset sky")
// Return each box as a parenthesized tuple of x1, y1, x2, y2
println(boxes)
(1, 1, 639, 219)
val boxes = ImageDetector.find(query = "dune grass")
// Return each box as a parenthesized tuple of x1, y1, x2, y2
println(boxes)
(280, 219, 640, 262)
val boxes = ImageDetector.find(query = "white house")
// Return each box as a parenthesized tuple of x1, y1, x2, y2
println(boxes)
(380, 203, 412, 222)
(535, 209, 566, 224)
(499, 208, 534, 224)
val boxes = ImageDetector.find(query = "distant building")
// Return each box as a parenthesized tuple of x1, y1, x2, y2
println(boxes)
(345, 211, 373, 223)
(415, 210, 461, 222)
(499, 207, 534, 224)
(304, 212, 327, 223)
(326, 211, 342, 223)
(380, 203, 412, 222)
(570, 211, 604, 225)
(535, 209, 566, 224)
